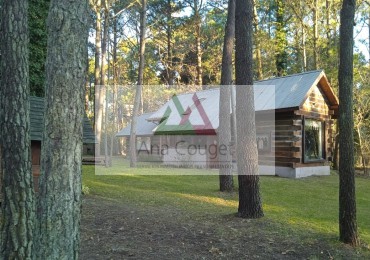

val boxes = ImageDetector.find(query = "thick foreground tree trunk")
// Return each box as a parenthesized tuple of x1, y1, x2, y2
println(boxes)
(130, 0, 147, 167)
(338, 0, 359, 246)
(36, 0, 89, 258)
(219, 0, 235, 192)
(235, 0, 263, 218)
(0, 0, 35, 258)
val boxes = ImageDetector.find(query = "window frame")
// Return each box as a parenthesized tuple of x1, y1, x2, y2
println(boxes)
(302, 117, 326, 163)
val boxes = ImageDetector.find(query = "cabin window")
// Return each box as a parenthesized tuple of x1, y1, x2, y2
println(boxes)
(304, 119, 324, 162)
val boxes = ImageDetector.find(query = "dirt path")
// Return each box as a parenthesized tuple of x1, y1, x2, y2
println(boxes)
(80, 195, 366, 260)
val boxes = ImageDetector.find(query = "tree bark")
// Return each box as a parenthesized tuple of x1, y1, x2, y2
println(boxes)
(101, 3, 109, 87)
(0, 0, 35, 258)
(130, 0, 147, 167)
(102, 3, 109, 167)
(356, 126, 367, 175)
(93, 0, 103, 157)
(235, 0, 263, 218)
(253, 0, 263, 80)
(313, 0, 319, 70)
(326, 0, 331, 60)
(338, 0, 359, 246)
(333, 123, 339, 170)
(194, 0, 203, 88)
(110, 14, 119, 165)
(167, 0, 174, 86)
(36, 0, 89, 258)
(219, 0, 235, 192)
(302, 24, 307, 71)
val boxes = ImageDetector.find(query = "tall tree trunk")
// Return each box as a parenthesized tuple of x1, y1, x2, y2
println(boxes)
(110, 86, 117, 165)
(110, 14, 119, 165)
(0, 0, 35, 258)
(302, 24, 308, 71)
(94, 0, 102, 88)
(104, 84, 109, 167)
(130, 0, 147, 167)
(326, 0, 331, 60)
(235, 0, 263, 218)
(194, 1, 203, 88)
(94, 0, 103, 157)
(167, 0, 174, 86)
(231, 86, 237, 152)
(101, 5, 109, 86)
(219, 0, 235, 192)
(333, 123, 339, 170)
(356, 126, 368, 175)
(85, 69, 90, 113)
(36, 1, 89, 258)
(313, 0, 319, 70)
(338, 0, 359, 246)
(102, 5, 109, 167)
(253, 0, 263, 80)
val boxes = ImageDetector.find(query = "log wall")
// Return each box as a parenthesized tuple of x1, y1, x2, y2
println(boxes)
(256, 112, 302, 168)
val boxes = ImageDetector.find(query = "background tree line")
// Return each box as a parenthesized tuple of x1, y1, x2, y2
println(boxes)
(26, 0, 367, 170)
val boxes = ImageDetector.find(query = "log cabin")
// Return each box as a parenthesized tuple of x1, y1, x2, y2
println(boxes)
(30, 96, 96, 190)
(117, 70, 338, 178)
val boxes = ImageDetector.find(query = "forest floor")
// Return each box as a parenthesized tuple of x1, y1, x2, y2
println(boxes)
(79, 162, 370, 259)
(80, 195, 369, 260)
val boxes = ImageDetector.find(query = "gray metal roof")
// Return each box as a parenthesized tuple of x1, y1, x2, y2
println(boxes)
(254, 70, 324, 110)
(147, 70, 337, 132)
(116, 112, 157, 137)
(30, 96, 96, 143)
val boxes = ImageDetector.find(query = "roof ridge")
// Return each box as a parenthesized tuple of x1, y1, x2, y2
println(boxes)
(167, 71, 324, 97)
(255, 70, 323, 83)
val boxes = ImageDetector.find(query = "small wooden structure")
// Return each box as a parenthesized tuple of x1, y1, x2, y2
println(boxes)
(117, 70, 338, 178)
(30, 96, 96, 190)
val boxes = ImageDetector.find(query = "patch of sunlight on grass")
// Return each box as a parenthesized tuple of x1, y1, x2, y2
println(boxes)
(176, 193, 238, 208)
(287, 217, 337, 234)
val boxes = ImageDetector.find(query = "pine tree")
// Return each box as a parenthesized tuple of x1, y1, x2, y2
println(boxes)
(235, 0, 263, 218)
(219, 0, 235, 192)
(338, 0, 359, 246)
(36, 0, 89, 258)
(0, 0, 35, 258)
(130, 0, 147, 167)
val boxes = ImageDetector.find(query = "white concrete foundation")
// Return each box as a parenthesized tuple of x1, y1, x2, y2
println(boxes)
(258, 165, 330, 178)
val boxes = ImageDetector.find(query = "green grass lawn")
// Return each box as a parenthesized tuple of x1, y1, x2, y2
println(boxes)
(83, 160, 370, 249)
